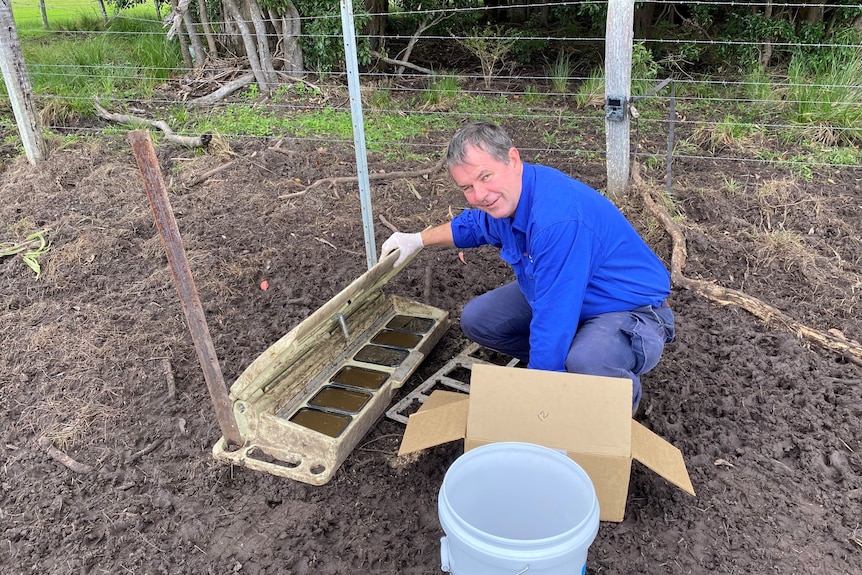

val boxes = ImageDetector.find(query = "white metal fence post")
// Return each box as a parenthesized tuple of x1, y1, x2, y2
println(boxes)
(605, 0, 634, 200)
(340, 0, 377, 270)
(0, 0, 47, 165)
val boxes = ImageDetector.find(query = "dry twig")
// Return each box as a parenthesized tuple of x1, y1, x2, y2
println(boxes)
(183, 160, 237, 188)
(37, 436, 93, 474)
(128, 438, 166, 464)
(162, 358, 177, 400)
(378, 214, 399, 233)
(279, 156, 445, 200)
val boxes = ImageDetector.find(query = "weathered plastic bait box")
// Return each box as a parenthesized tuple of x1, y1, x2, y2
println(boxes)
(212, 251, 449, 484)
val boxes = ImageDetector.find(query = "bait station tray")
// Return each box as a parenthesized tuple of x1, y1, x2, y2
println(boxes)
(212, 252, 449, 485)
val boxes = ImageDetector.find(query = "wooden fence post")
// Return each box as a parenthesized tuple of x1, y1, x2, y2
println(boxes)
(0, 0, 47, 164)
(605, 0, 634, 200)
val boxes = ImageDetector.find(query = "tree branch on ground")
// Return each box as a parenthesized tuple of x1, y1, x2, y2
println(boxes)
(371, 50, 434, 75)
(94, 98, 211, 148)
(189, 72, 256, 104)
(278, 156, 445, 199)
(636, 176, 862, 366)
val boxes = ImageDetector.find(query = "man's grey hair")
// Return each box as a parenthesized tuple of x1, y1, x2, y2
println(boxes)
(446, 121, 514, 169)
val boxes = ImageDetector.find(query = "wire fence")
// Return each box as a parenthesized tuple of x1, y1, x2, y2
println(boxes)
(3, 0, 862, 175)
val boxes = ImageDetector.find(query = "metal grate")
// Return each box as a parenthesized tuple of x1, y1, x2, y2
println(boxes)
(386, 342, 520, 424)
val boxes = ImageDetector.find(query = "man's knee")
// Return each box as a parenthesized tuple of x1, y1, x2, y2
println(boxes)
(459, 298, 483, 340)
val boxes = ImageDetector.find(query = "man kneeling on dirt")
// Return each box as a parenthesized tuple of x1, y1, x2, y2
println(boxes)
(380, 121, 675, 413)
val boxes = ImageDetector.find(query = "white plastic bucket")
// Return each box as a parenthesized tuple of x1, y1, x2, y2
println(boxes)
(438, 442, 599, 575)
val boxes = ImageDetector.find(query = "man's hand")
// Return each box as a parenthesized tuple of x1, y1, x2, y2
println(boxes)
(380, 232, 423, 266)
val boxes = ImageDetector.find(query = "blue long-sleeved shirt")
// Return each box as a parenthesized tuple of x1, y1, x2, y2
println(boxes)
(450, 162, 671, 371)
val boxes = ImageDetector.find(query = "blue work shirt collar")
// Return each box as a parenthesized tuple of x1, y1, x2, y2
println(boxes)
(512, 162, 536, 233)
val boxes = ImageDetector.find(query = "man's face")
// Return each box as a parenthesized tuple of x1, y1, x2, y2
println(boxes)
(449, 144, 523, 219)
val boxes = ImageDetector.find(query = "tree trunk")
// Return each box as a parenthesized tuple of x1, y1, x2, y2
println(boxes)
(197, 0, 219, 55)
(271, 3, 304, 75)
(539, 0, 550, 27)
(223, 0, 270, 90)
(799, 4, 823, 26)
(96, 0, 108, 22)
(183, 9, 207, 67)
(760, 0, 774, 69)
(634, 2, 655, 39)
(364, 0, 388, 51)
(171, 0, 194, 68)
(247, 0, 278, 89)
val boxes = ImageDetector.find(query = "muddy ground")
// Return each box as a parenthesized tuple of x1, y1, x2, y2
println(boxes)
(1, 118, 861, 574)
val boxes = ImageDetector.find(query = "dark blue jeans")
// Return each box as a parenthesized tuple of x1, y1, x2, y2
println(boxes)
(460, 281, 675, 412)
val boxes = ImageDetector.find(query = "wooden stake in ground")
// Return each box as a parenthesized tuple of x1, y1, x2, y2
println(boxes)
(129, 130, 242, 447)
(0, 0, 47, 163)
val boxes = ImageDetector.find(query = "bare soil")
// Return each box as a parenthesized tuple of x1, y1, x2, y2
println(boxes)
(1, 119, 861, 574)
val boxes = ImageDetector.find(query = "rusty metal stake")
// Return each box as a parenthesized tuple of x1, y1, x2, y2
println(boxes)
(129, 130, 242, 447)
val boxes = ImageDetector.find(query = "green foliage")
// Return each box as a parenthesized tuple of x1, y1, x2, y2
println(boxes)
(192, 104, 452, 157)
(424, 74, 460, 105)
(20, 12, 180, 118)
(522, 84, 543, 104)
(787, 45, 862, 145)
(631, 43, 659, 96)
(457, 24, 519, 89)
(0, 228, 51, 279)
(292, 0, 370, 72)
(574, 68, 604, 108)
(547, 51, 572, 94)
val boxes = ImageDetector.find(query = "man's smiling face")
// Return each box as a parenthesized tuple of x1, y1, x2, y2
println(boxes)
(449, 144, 523, 219)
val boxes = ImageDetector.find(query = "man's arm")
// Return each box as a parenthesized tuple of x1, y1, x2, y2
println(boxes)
(380, 222, 454, 266)
(419, 222, 455, 247)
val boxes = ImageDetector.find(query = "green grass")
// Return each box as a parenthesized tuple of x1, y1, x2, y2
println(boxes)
(7, 5, 182, 120)
(548, 52, 572, 94)
(424, 74, 460, 106)
(194, 105, 454, 159)
(787, 51, 862, 146)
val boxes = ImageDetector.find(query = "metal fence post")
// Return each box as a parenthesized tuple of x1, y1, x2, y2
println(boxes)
(340, 0, 377, 270)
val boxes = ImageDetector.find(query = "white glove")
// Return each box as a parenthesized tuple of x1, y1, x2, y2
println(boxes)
(380, 232, 423, 266)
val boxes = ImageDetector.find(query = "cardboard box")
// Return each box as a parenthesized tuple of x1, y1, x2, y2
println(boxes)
(398, 363, 695, 522)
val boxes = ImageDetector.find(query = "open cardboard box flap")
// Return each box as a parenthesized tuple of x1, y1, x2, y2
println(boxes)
(399, 363, 694, 521)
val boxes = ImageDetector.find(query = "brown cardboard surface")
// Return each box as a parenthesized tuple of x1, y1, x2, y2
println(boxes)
(631, 420, 696, 495)
(568, 451, 632, 522)
(467, 364, 632, 456)
(397, 391, 467, 455)
(397, 364, 694, 522)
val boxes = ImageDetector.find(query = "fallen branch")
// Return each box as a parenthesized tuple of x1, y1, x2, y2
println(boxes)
(189, 72, 255, 105)
(128, 438, 166, 464)
(162, 358, 177, 400)
(94, 98, 211, 148)
(37, 436, 94, 474)
(279, 156, 445, 200)
(182, 160, 237, 188)
(378, 214, 399, 233)
(370, 49, 435, 75)
(638, 179, 862, 365)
